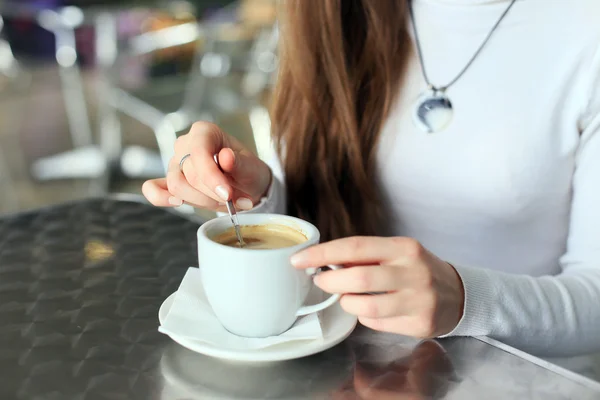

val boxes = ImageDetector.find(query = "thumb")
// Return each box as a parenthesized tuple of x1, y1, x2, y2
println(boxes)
(217, 147, 271, 200)
(217, 147, 242, 174)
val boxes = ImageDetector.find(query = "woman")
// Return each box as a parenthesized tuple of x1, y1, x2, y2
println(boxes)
(143, 0, 600, 357)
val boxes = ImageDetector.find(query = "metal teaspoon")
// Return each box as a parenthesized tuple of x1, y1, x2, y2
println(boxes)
(213, 154, 245, 247)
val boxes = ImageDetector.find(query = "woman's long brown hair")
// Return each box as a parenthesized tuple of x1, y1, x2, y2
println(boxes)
(271, 0, 410, 241)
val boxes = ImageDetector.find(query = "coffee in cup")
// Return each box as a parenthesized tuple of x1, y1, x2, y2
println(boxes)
(211, 224, 308, 250)
(197, 214, 341, 338)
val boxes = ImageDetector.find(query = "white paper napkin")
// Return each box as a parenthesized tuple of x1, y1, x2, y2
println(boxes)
(159, 267, 323, 351)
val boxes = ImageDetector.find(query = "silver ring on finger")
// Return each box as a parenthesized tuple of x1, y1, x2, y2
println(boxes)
(179, 153, 191, 173)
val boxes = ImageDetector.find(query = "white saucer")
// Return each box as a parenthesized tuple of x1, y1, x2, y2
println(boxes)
(158, 291, 358, 363)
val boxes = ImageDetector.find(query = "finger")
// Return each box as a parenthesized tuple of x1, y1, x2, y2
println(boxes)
(179, 152, 223, 201)
(216, 147, 236, 173)
(142, 178, 177, 207)
(179, 157, 223, 203)
(142, 178, 230, 210)
(166, 163, 224, 210)
(314, 265, 400, 294)
(176, 123, 233, 201)
(217, 147, 272, 201)
(340, 292, 405, 319)
(180, 156, 255, 209)
(181, 149, 233, 201)
(291, 237, 424, 269)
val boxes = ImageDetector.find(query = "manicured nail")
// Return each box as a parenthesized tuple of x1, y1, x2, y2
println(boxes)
(168, 196, 183, 206)
(235, 197, 253, 210)
(215, 186, 229, 201)
(313, 274, 323, 287)
(290, 252, 307, 267)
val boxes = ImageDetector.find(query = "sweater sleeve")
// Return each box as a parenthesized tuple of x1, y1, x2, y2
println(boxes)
(248, 144, 287, 215)
(440, 46, 600, 358)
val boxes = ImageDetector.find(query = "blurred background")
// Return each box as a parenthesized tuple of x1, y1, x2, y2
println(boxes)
(0, 0, 277, 218)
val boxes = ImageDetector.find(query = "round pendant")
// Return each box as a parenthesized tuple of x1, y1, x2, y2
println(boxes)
(412, 89, 453, 133)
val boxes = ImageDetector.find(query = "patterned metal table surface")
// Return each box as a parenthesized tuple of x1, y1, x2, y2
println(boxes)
(0, 197, 599, 400)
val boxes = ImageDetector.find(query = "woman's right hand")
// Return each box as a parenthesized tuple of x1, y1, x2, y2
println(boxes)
(142, 121, 272, 212)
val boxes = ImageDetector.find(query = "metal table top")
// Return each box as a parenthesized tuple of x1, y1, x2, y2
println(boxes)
(1, 197, 599, 399)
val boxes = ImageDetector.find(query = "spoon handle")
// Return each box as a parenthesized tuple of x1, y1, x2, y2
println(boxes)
(225, 200, 245, 246)
(213, 153, 245, 247)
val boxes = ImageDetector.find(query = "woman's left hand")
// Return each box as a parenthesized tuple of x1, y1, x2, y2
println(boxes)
(290, 237, 465, 338)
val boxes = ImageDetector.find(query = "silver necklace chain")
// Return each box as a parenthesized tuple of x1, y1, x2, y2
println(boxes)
(408, 0, 518, 92)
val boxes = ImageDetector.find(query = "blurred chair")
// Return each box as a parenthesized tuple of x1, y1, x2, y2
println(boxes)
(111, 15, 279, 178)
(30, 0, 278, 199)
(27, 2, 195, 184)
(15, 4, 108, 184)
(0, 14, 27, 213)
(0, 15, 21, 81)
(0, 14, 31, 95)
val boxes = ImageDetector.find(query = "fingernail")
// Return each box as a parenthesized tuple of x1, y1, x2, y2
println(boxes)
(313, 274, 323, 287)
(168, 196, 183, 206)
(235, 197, 253, 210)
(290, 252, 307, 267)
(215, 186, 229, 201)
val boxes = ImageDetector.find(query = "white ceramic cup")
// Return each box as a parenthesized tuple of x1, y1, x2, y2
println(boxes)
(197, 213, 341, 338)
